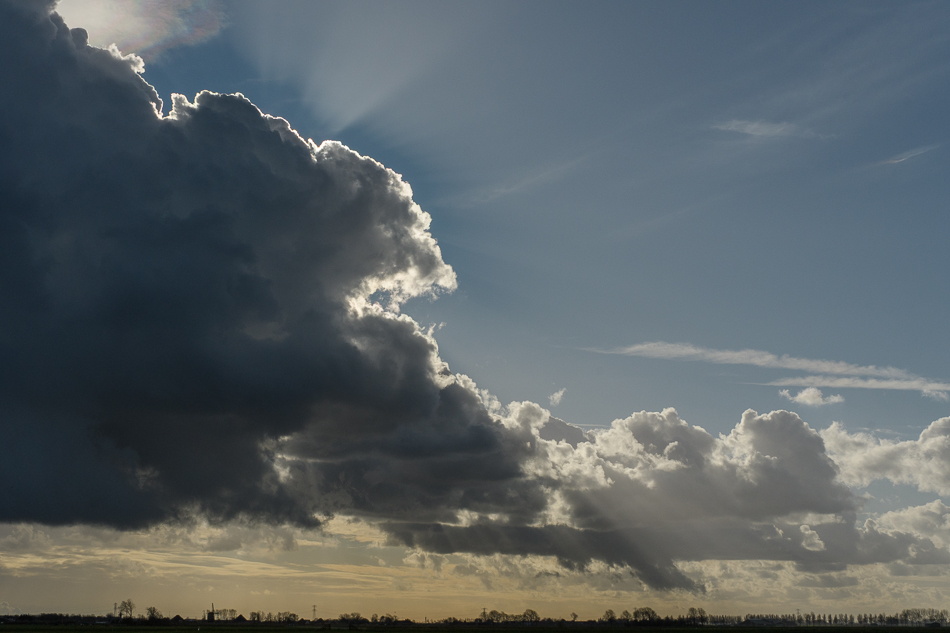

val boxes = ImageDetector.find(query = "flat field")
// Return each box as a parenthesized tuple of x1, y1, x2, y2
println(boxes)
(0, 626, 933, 633)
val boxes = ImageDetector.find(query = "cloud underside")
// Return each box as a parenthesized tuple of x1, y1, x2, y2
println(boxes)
(3, 0, 950, 595)
(605, 341, 949, 398)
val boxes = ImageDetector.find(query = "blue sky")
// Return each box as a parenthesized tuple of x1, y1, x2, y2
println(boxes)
(123, 0, 950, 434)
(2, 0, 949, 618)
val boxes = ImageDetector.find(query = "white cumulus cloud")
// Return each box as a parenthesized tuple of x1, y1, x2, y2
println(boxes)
(822, 417, 950, 496)
(877, 500, 950, 549)
(780, 388, 844, 407)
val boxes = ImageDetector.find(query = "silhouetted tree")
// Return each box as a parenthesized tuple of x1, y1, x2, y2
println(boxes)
(118, 600, 135, 620)
(339, 613, 365, 623)
(634, 607, 658, 622)
(146, 607, 162, 621)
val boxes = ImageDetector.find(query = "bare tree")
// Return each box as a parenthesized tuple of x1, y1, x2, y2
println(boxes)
(634, 607, 658, 622)
(213, 608, 237, 621)
(119, 599, 135, 619)
(146, 607, 162, 621)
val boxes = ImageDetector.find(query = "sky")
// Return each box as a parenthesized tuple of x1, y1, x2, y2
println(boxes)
(1, 0, 950, 620)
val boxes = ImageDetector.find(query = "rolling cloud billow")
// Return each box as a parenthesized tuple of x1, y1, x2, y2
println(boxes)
(2, 0, 948, 592)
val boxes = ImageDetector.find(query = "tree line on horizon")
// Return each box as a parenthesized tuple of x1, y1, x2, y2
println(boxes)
(5, 604, 950, 627)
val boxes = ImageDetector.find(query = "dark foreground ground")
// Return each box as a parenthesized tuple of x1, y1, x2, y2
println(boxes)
(0, 626, 940, 633)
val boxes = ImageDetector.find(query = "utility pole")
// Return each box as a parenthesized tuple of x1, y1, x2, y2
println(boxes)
(313, 605, 316, 621)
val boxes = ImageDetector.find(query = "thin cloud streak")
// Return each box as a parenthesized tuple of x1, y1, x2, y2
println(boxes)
(598, 341, 948, 398)
(602, 341, 915, 379)
(878, 144, 939, 165)
(769, 376, 950, 400)
(712, 119, 814, 138)
(445, 154, 589, 208)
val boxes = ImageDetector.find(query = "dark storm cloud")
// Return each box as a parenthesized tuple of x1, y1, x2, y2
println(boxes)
(385, 522, 700, 591)
(0, 0, 509, 528)
(2, 0, 947, 592)
(384, 516, 945, 592)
